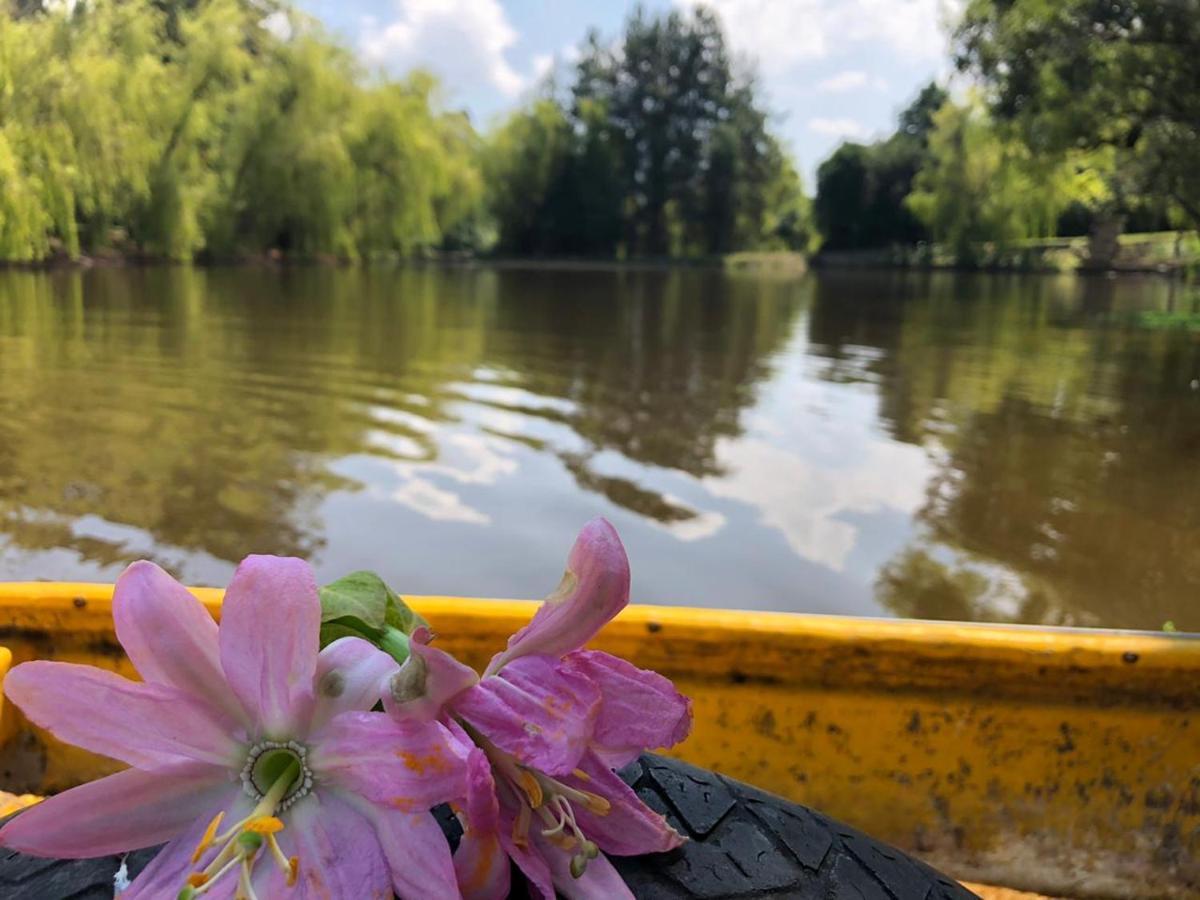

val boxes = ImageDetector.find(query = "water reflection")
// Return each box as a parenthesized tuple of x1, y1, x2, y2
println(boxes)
(810, 272, 1200, 629)
(0, 267, 1196, 629)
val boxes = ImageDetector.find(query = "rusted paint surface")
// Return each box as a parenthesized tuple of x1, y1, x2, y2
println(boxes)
(0, 584, 1197, 898)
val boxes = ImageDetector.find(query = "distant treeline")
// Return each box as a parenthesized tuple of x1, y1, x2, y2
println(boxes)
(816, 0, 1200, 266)
(1, 0, 1196, 265)
(0, 1, 811, 264)
(0, 0, 484, 263)
(485, 8, 813, 258)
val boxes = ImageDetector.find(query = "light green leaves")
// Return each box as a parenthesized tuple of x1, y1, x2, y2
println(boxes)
(318, 571, 428, 664)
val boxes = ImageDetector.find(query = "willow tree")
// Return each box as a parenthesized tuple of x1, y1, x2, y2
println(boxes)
(905, 98, 1108, 263)
(0, 0, 486, 262)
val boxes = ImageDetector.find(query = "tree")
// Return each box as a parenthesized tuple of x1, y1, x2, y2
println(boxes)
(485, 4, 812, 258)
(813, 83, 947, 251)
(0, 0, 486, 262)
(954, 0, 1200, 231)
(905, 97, 1105, 263)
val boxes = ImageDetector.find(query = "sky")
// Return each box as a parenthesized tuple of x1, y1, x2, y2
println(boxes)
(296, 0, 961, 185)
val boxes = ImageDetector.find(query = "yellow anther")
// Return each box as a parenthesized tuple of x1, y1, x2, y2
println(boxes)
(517, 769, 544, 808)
(265, 831, 299, 886)
(187, 872, 209, 887)
(192, 812, 225, 863)
(512, 801, 531, 848)
(572, 768, 591, 781)
(579, 790, 610, 816)
(244, 816, 285, 835)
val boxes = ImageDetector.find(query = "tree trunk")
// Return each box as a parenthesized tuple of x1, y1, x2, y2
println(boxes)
(1083, 212, 1124, 270)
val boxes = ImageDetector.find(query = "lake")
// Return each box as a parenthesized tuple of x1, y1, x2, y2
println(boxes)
(0, 266, 1196, 630)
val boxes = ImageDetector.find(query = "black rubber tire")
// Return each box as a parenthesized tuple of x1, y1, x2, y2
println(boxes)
(0, 754, 978, 899)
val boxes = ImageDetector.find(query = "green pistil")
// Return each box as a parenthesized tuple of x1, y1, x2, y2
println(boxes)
(250, 751, 301, 800)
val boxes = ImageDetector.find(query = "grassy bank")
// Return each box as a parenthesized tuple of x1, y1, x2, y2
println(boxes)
(815, 231, 1200, 277)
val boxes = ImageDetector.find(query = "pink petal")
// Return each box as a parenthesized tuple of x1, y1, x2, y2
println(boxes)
(454, 747, 509, 900)
(456, 829, 509, 900)
(486, 518, 629, 675)
(496, 787, 554, 900)
(0, 763, 236, 858)
(565, 752, 685, 855)
(535, 834, 635, 900)
(565, 649, 692, 767)
(309, 637, 398, 732)
(339, 792, 462, 900)
(383, 630, 479, 723)
(112, 561, 246, 725)
(4, 661, 241, 768)
(251, 791, 393, 900)
(310, 711, 468, 811)
(219, 555, 320, 737)
(454, 655, 599, 777)
(121, 792, 255, 900)
(461, 744, 500, 834)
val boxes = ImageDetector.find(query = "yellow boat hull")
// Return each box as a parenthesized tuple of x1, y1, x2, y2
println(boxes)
(0, 583, 1196, 899)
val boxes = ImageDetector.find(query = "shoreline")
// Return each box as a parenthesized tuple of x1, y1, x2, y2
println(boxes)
(3, 248, 1192, 280)
(0, 250, 811, 276)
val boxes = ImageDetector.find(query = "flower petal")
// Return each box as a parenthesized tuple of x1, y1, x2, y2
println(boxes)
(454, 655, 599, 776)
(564, 649, 692, 767)
(219, 555, 320, 737)
(383, 630, 479, 723)
(565, 752, 685, 855)
(0, 763, 236, 858)
(536, 835, 635, 900)
(496, 788, 554, 900)
(309, 637, 397, 732)
(339, 792, 462, 900)
(112, 561, 245, 725)
(310, 711, 468, 811)
(454, 747, 510, 900)
(4, 661, 242, 768)
(486, 518, 629, 675)
(252, 791, 393, 900)
(121, 791, 254, 900)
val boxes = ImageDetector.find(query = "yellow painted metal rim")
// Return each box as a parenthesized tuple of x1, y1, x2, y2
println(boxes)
(0, 582, 1197, 898)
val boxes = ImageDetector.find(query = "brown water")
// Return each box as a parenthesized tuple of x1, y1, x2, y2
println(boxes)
(0, 266, 1197, 629)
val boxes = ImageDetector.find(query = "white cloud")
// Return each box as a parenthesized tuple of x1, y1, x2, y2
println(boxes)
(531, 53, 555, 82)
(360, 0, 526, 98)
(808, 117, 870, 139)
(674, 0, 960, 73)
(816, 70, 868, 93)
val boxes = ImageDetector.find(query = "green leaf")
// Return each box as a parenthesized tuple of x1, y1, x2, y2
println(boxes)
(319, 620, 369, 647)
(319, 571, 396, 631)
(385, 594, 429, 635)
(317, 571, 429, 653)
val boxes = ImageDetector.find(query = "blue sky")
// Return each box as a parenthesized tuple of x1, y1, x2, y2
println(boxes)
(296, 0, 960, 185)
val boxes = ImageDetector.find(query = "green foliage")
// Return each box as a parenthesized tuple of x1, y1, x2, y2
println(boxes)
(905, 97, 1109, 264)
(955, 0, 1200, 230)
(484, 6, 814, 258)
(0, 1, 482, 262)
(318, 570, 428, 662)
(814, 83, 947, 251)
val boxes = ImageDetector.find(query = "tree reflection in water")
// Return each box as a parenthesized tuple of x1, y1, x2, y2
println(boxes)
(0, 266, 1196, 629)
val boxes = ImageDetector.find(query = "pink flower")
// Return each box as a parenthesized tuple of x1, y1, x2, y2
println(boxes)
(0, 556, 468, 900)
(386, 518, 693, 900)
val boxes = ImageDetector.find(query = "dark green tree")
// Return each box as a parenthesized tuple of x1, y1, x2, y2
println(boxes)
(954, 0, 1200, 230)
(486, 5, 812, 258)
(814, 83, 947, 251)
